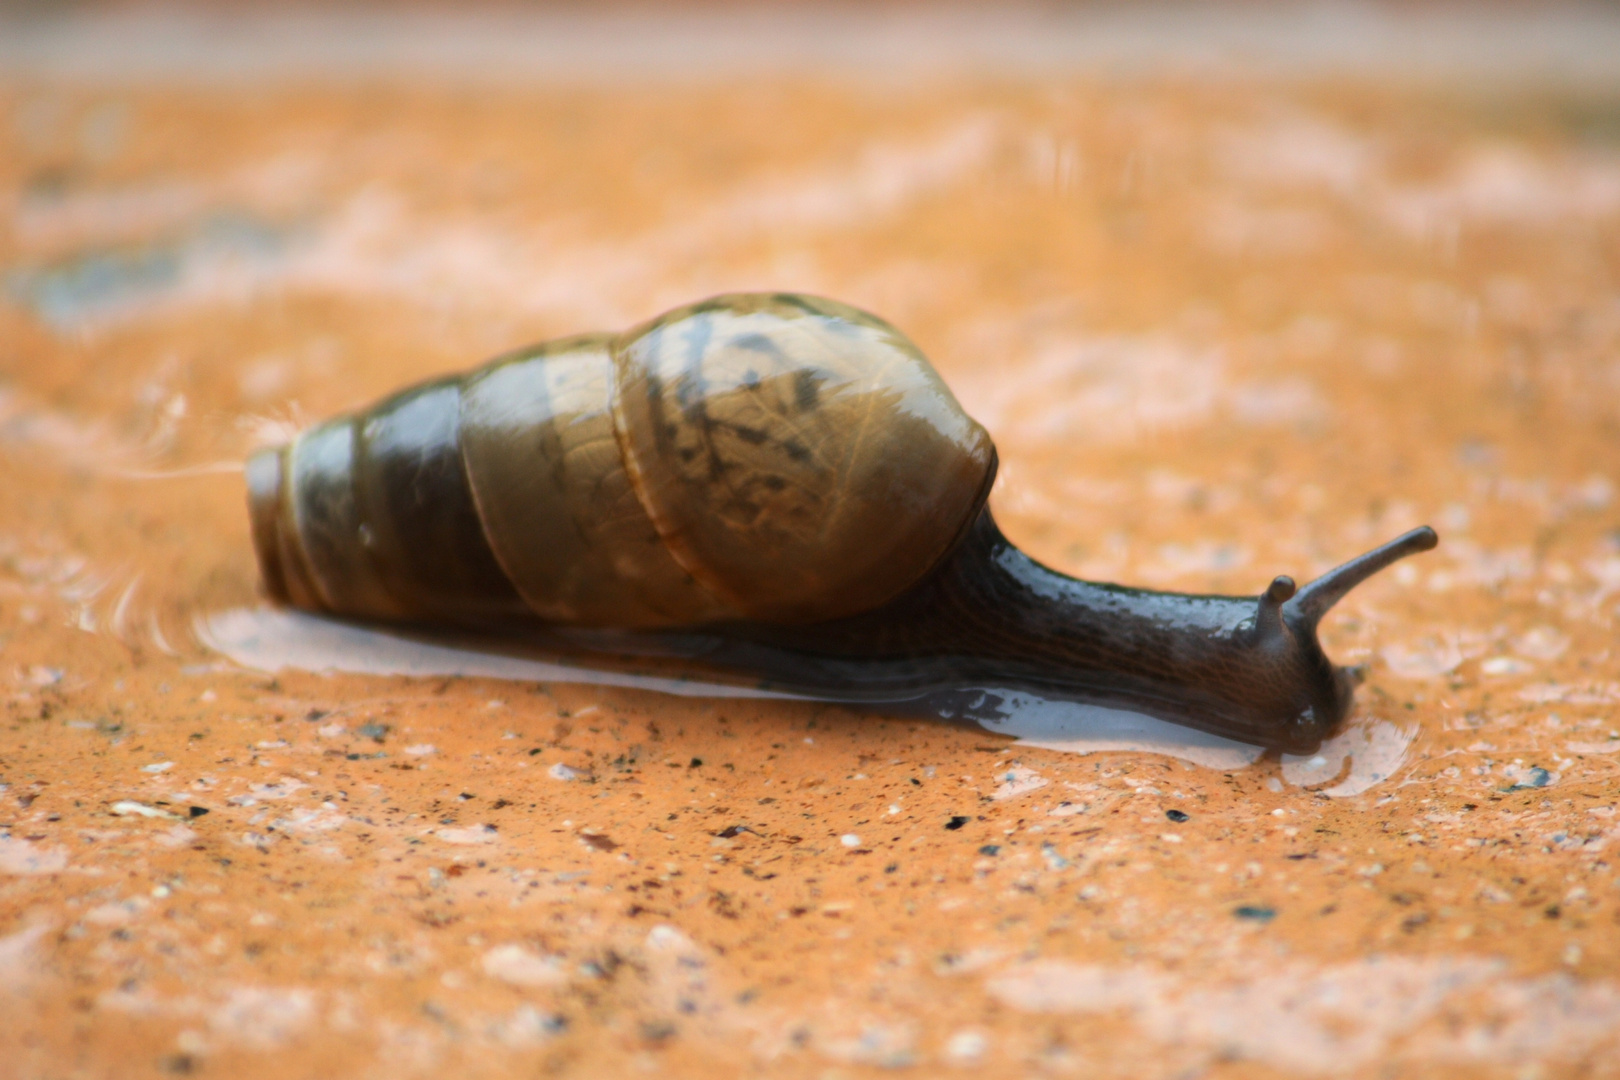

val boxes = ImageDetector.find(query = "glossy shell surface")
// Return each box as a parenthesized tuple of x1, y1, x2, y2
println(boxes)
(613, 294, 995, 622)
(250, 293, 996, 628)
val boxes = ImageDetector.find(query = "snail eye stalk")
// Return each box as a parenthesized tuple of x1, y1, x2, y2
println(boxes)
(1284, 526, 1439, 634)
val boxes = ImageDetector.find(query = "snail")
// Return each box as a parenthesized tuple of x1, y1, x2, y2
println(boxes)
(245, 293, 1436, 753)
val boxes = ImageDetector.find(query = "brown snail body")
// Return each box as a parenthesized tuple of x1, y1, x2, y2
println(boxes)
(246, 293, 1436, 753)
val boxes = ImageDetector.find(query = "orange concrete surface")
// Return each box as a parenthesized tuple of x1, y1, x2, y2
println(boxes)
(1, 8, 1619, 1078)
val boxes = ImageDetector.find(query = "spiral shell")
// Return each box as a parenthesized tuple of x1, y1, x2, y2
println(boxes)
(247, 293, 996, 629)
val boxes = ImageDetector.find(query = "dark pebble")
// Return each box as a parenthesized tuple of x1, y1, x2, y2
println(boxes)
(1165, 809, 1189, 823)
(640, 1020, 677, 1043)
(978, 844, 1000, 856)
(945, 815, 969, 830)
(1234, 905, 1276, 922)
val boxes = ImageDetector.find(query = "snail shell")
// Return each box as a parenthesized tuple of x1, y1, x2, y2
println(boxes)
(248, 294, 993, 628)
(247, 292, 1437, 753)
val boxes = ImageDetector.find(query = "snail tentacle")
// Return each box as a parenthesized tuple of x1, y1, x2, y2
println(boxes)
(1250, 575, 1297, 646)
(1285, 526, 1439, 630)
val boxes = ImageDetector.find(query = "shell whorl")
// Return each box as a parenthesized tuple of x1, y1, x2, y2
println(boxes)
(247, 293, 997, 629)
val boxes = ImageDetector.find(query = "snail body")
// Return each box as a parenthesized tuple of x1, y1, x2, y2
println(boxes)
(247, 293, 1436, 753)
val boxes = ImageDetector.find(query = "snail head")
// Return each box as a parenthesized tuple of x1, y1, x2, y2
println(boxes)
(1244, 526, 1438, 752)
